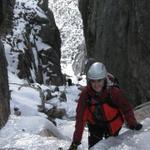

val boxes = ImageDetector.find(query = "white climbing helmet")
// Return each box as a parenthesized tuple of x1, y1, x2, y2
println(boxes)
(87, 62, 107, 80)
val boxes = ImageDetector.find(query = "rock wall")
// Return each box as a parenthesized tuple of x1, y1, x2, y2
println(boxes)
(0, 0, 10, 128)
(4, 0, 64, 86)
(0, 0, 12, 129)
(0, 0, 7, 24)
(0, 42, 10, 128)
(0, 0, 14, 35)
(79, 0, 150, 105)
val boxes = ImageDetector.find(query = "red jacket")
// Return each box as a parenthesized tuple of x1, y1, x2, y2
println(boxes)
(73, 85, 137, 143)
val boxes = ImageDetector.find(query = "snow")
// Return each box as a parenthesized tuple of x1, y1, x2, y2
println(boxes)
(2, 71, 150, 150)
(0, 72, 83, 149)
(3, 0, 85, 84)
(35, 36, 51, 51)
(3, 71, 150, 150)
(49, 0, 84, 79)
(8, 71, 27, 85)
(0, 116, 68, 149)
(47, 85, 80, 118)
(2, 0, 52, 83)
(1, 0, 150, 150)
(91, 118, 150, 150)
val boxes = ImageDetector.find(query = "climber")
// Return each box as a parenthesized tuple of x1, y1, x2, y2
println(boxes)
(69, 62, 142, 150)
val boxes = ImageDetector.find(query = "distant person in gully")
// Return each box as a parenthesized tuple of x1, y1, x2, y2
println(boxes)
(69, 62, 142, 150)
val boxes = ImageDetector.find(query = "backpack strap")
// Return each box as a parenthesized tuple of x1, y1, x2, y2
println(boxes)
(107, 87, 119, 109)
(86, 88, 121, 123)
(87, 88, 118, 109)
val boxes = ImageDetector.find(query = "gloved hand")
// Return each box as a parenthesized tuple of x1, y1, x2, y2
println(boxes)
(129, 123, 143, 131)
(68, 142, 79, 150)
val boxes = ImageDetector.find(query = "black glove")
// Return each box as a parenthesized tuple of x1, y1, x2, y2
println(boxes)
(129, 123, 143, 131)
(68, 142, 79, 150)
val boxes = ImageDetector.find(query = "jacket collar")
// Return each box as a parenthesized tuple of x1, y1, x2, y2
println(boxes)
(87, 84, 109, 98)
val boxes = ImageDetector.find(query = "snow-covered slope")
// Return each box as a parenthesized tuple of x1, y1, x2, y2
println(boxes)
(92, 118, 150, 150)
(4, 0, 48, 76)
(0, 71, 82, 149)
(3, 0, 63, 85)
(49, 0, 84, 77)
(0, 71, 150, 150)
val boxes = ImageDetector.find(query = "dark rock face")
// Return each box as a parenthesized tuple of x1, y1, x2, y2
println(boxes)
(0, 0, 11, 128)
(79, 0, 150, 105)
(0, 0, 8, 24)
(0, 41, 10, 128)
(0, 0, 4, 24)
(0, 0, 13, 33)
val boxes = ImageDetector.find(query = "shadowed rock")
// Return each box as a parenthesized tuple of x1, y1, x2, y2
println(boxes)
(0, 41, 10, 128)
(79, 0, 150, 105)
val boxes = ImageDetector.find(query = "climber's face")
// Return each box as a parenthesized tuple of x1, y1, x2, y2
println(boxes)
(90, 79, 105, 92)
